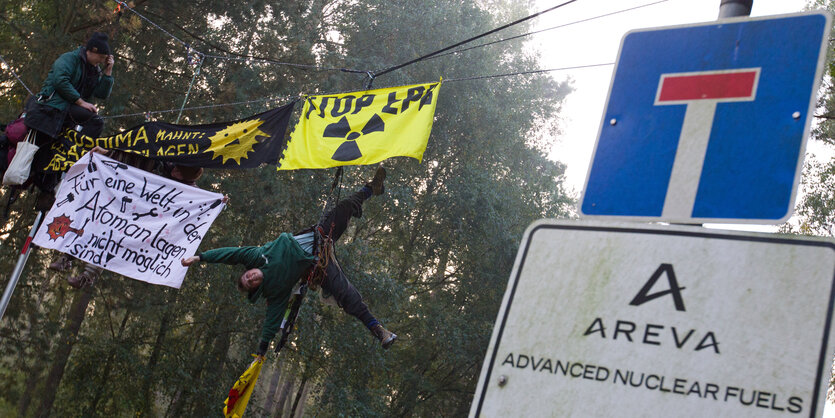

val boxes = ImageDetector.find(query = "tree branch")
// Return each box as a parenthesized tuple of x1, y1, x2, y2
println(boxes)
(68, 0, 151, 34)
(0, 12, 29, 39)
(141, 9, 320, 70)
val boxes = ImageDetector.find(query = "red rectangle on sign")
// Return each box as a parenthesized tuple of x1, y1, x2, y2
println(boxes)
(658, 71, 758, 101)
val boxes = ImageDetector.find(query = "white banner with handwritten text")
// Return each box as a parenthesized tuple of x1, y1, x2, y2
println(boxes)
(33, 152, 224, 288)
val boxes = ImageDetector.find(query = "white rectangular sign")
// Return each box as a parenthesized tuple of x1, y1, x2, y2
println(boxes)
(471, 220, 835, 417)
(33, 152, 225, 288)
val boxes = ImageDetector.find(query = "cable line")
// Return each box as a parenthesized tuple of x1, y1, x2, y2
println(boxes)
(102, 61, 613, 121)
(0, 55, 34, 96)
(115, 0, 369, 74)
(176, 55, 204, 123)
(115, 1, 191, 49)
(102, 95, 296, 120)
(370, 0, 578, 80)
(201, 53, 367, 73)
(427, 0, 669, 62)
(444, 62, 614, 82)
(103, 60, 614, 120)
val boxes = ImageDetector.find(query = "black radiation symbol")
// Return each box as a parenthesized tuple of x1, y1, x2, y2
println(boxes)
(323, 114, 385, 161)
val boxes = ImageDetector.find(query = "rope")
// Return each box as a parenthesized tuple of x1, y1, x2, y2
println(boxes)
(202, 54, 367, 73)
(102, 61, 611, 120)
(307, 166, 342, 289)
(320, 167, 344, 224)
(309, 224, 334, 286)
(370, 0, 579, 79)
(444, 62, 613, 82)
(114, 1, 191, 49)
(309, 168, 340, 289)
(0, 55, 34, 96)
(426, 0, 669, 62)
(101, 94, 296, 120)
(175, 54, 204, 123)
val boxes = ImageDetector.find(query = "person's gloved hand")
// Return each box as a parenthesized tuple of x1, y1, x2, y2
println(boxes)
(75, 98, 97, 114)
(257, 340, 269, 356)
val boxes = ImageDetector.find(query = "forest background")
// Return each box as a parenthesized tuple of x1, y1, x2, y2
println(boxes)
(0, 0, 572, 416)
(0, 0, 833, 417)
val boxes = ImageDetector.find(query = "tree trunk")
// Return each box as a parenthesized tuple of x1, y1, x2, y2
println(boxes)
(17, 273, 62, 416)
(140, 290, 177, 413)
(167, 305, 234, 417)
(16, 362, 40, 416)
(289, 374, 309, 418)
(184, 329, 233, 416)
(35, 287, 94, 418)
(293, 379, 312, 418)
(262, 363, 282, 415)
(165, 335, 211, 417)
(86, 310, 132, 415)
(274, 374, 294, 418)
(164, 330, 208, 418)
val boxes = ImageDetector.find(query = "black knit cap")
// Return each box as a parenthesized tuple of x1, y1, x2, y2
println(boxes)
(86, 32, 111, 55)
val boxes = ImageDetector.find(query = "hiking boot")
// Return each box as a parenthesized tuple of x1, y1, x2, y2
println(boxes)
(365, 166, 386, 196)
(67, 272, 95, 289)
(67, 265, 102, 289)
(49, 253, 73, 272)
(371, 324, 397, 349)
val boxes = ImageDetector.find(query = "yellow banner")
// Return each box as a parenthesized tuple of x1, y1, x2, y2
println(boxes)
(280, 81, 441, 170)
(223, 356, 263, 418)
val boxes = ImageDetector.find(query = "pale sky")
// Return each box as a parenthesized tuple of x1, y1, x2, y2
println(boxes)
(532, 0, 819, 195)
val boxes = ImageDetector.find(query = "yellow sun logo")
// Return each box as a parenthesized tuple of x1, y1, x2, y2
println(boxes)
(207, 119, 270, 165)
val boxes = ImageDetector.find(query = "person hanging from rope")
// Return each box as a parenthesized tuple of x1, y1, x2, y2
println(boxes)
(181, 167, 398, 355)
(24, 32, 115, 211)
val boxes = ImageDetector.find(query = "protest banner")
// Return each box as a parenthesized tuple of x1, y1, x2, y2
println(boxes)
(33, 152, 225, 288)
(41, 102, 296, 172)
(281, 81, 440, 169)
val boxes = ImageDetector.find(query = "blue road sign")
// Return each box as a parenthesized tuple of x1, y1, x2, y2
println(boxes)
(580, 12, 831, 224)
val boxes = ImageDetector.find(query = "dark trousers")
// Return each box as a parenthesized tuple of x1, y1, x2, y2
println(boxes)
(317, 191, 376, 327)
(66, 104, 104, 138)
(30, 104, 104, 194)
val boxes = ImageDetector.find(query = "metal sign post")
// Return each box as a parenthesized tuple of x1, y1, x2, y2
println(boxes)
(718, 0, 753, 18)
(0, 211, 44, 322)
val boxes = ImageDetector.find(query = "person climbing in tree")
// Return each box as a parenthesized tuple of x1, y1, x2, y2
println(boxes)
(25, 31, 115, 211)
(27, 31, 114, 139)
(181, 167, 398, 355)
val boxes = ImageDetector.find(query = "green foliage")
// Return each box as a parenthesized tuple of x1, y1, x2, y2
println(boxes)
(782, 0, 835, 235)
(805, 0, 835, 146)
(0, 0, 571, 415)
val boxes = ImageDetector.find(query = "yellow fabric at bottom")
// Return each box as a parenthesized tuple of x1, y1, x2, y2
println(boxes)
(223, 356, 263, 418)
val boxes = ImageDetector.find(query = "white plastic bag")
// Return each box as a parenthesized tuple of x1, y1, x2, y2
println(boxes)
(3, 131, 39, 186)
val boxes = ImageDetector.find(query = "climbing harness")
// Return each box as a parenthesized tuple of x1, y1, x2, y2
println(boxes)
(274, 167, 344, 354)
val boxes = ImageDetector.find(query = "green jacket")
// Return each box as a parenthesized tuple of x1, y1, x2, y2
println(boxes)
(38, 47, 114, 111)
(199, 233, 315, 346)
